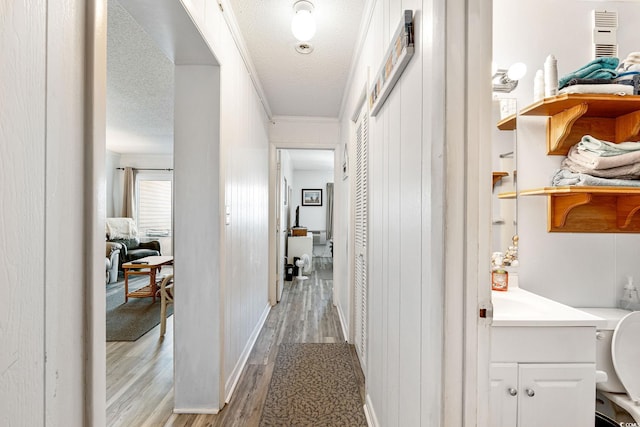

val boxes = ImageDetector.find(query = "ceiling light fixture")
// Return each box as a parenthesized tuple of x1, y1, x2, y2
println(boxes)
(291, 0, 316, 42)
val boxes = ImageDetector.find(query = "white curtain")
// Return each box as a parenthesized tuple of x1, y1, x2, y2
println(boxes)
(122, 167, 136, 220)
(326, 182, 334, 240)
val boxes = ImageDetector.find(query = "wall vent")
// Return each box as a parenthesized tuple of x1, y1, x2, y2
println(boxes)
(592, 10, 618, 58)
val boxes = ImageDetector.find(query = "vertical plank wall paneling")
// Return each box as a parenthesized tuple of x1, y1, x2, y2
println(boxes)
(46, 0, 89, 423)
(216, 7, 270, 398)
(1, 0, 92, 425)
(0, 1, 46, 426)
(175, 0, 271, 406)
(397, 0, 423, 424)
(337, 0, 446, 425)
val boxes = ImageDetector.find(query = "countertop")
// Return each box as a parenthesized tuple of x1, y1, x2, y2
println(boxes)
(492, 287, 607, 327)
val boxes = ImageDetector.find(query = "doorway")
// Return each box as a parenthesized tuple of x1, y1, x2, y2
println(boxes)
(93, 0, 223, 421)
(274, 148, 335, 302)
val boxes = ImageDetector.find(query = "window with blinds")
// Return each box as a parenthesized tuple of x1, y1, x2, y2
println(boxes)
(137, 179, 172, 238)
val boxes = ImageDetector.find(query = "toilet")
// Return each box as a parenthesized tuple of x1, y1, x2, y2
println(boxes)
(578, 308, 640, 423)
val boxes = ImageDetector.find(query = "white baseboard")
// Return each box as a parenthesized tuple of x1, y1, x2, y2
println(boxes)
(173, 407, 219, 415)
(224, 302, 271, 403)
(335, 301, 349, 342)
(364, 393, 379, 427)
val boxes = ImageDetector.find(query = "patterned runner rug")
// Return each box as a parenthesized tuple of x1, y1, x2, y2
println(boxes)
(260, 343, 367, 426)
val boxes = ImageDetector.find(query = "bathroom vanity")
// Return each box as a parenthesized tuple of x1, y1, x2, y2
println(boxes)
(490, 287, 605, 427)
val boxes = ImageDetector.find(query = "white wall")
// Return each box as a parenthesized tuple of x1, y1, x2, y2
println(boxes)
(1, 0, 93, 425)
(166, 0, 271, 410)
(107, 152, 172, 217)
(268, 116, 340, 304)
(291, 170, 333, 232)
(337, 0, 448, 425)
(106, 150, 121, 217)
(494, 0, 640, 307)
(174, 64, 222, 412)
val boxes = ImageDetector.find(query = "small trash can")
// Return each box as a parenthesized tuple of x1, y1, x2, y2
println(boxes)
(285, 264, 294, 281)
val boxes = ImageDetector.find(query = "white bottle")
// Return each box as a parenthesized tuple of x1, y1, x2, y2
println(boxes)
(534, 69, 545, 101)
(619, 276, 640, 310)
(544, 54, 558, 97)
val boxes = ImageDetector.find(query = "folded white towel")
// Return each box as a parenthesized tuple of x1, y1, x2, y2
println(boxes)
(578, 135, 640, 157)
(568, 144, 640, 169)
(558, 84, 634, 95)
(552, 169, 640, 187)
(562, 155, 640, 179)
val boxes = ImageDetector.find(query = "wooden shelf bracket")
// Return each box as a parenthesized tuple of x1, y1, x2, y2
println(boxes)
(547, 103, 588, 155)
(617, 195, 640, 229)
(550, 192, 591, 229)
(616, 110, 640, 143)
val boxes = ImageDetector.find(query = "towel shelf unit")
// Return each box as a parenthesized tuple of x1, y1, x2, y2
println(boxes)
(519, 94, 640, 155)
(520, 186, 640, 233)
(518, 94, 640, 233)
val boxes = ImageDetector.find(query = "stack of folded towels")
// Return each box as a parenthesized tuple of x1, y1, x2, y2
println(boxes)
(552, 135, 640, 187)
(616, 52, 640, 94)
(558, 54, 640, 95)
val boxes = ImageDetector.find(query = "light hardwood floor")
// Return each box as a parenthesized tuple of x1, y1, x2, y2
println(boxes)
(106, 257, 364, 427)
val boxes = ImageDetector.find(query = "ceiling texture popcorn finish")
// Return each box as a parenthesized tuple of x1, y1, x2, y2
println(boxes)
(107, 1, 175, 154)
(228, 0, 366, 117)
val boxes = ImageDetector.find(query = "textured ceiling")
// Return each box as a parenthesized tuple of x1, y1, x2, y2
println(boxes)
(106, 0, 174, 154)
(105, 0, 365, 155)
(228, 0, 365, 117)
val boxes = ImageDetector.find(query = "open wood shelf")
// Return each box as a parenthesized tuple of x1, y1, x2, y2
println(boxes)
(520, 186, 640, 232)
(519, 94, 640, 155)
(497, 114, 516, 130)
(493, 171, 509, 188)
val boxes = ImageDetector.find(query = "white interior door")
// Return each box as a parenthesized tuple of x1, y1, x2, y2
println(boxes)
(354, 106, 368, 369)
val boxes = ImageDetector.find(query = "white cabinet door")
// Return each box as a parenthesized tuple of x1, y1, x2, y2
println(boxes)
(518, 363, 595, 427)
(490, 363, 518, 427)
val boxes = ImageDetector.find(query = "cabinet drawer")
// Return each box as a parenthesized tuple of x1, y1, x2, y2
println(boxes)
(492, 326, 596, 363)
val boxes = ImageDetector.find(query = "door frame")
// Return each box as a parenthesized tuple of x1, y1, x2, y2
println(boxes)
(267, 143, 337, 306)
(87, 0, 223, 421)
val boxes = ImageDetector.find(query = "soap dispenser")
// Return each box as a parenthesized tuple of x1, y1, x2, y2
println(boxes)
(619, 276, 640, 311)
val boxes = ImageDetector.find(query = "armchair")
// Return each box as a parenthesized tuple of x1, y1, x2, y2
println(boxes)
(106, 217, 161, 269)
(106, 242, 121, 284)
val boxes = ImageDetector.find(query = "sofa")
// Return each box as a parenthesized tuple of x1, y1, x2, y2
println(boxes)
(106, 217, 161, 270)
(108, 237, 161, 270)
(106, 242, 122, 284)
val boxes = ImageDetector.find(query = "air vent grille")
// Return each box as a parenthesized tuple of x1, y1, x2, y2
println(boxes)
(592, 10, 618, 59)
(594, 10, 617, 27)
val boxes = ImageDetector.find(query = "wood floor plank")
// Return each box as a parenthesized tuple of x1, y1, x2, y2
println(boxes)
(106, 256, 363, 427)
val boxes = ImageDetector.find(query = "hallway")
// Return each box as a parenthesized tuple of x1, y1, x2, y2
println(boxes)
(106, 257, 365, 426)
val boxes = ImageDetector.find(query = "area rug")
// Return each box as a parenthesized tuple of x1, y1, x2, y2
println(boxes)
(260, 343, 367, 426)
(106, 275, 173, 342)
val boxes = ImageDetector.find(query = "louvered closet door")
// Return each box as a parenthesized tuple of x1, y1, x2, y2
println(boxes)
(354, 108, 368, 369)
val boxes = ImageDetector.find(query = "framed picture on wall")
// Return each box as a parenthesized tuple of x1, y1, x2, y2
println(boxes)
(302, 189, 323, 206)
